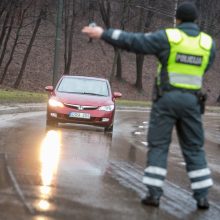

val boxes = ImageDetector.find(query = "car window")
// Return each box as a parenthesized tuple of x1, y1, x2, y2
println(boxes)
(57, 78, 109, 96)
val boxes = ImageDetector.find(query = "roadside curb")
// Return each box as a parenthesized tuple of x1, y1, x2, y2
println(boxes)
(116, 106, 151, 111)
(0, 103, 46, 115)
(0, 103, 219, 115)
(0, 103, 149, 115)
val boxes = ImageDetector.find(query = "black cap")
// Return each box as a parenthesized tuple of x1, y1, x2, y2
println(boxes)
(176, 2, 198, 22)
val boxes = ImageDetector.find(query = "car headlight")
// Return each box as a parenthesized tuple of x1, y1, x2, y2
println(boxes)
(98, 105, 114, 112)
(48, 98, 64, 107)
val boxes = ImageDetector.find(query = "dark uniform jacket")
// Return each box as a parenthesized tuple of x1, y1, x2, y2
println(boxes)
(101, 22, 216, 76)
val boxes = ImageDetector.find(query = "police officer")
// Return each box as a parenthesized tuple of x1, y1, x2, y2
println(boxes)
(82, 2, 216, 209)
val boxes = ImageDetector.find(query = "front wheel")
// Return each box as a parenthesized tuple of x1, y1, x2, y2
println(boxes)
(104, 124, 113, 132)
(46, 118, 58, 127)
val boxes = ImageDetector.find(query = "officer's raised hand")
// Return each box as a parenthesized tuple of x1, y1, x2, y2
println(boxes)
(82, 26, 104, 39)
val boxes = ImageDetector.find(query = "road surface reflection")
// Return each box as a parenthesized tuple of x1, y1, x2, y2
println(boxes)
(38, 129, 62, 211)
(40, 130, 61, 186)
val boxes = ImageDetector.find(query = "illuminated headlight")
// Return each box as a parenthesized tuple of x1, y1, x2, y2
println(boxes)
(48, 98, 64, 107)
(98, 105, 114, 112)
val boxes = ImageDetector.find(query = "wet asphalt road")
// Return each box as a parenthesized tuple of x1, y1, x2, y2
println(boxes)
(0, 108, 220, 219)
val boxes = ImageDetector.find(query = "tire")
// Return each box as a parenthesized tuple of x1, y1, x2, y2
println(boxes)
(104, 124, 113, 132)
(46, 118, 58, 127)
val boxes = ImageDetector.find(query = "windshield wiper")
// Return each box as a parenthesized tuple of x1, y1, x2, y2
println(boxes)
(58, 91, 106, 96)
(58, 91, 84, 94)
(82, 92, 106, 96)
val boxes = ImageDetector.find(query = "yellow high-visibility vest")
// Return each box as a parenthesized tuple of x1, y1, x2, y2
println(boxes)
(164, 28, 212, 90)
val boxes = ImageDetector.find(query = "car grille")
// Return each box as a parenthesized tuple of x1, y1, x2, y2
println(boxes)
(64, 103, 98, 110)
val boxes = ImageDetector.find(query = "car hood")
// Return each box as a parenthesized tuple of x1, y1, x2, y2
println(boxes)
(54, 92, 114, 106)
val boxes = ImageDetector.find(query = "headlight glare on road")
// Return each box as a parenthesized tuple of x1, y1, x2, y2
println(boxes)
(98, 105, 114, 112)
(48, 98, 64, 108)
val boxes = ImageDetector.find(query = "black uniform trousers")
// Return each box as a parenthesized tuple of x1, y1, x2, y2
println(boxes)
(143, 90, 213, 200)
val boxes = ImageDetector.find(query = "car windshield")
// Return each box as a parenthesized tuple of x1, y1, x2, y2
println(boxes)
(57, 77, 109, 96)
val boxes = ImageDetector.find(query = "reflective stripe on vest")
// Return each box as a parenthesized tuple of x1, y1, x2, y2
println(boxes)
(165, 29, 212, 90)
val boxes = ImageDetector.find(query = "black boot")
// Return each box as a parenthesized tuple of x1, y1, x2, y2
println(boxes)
(197, 198, 210, 209)
(141, 195, 160, 207)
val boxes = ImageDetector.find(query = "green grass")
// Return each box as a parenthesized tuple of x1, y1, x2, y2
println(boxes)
(116, 99, 151, 107)
(0, 88, 151, 107)
(0, 89, 47, 104)
(0, 89, 219, 113)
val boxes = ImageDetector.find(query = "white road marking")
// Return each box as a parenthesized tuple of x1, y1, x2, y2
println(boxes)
(141, 141, 148, 146)
(134, 132, 142, 135)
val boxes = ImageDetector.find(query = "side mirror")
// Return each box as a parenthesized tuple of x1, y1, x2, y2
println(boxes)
(113, 92, 122, 99)
(45, 86, 54, 92)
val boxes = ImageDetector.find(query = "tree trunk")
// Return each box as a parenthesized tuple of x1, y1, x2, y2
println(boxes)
(0, 0, 9, 19)
(217, 95, 220, 103)
(0, 4, 26, 84)
(13, 8, 43, 88)
(110, 48, 119, 84)
(98, 0, 111, 28)
(0, 6, 15, 67)
(88, 0, 95, 22)
(134, 0, 155, 91)
(98, 0, 122, 81)
(64, 0, 70, 73)
(81, 0, 87, 16)
(135, 54, 144, 91)
(0, 2, 13, 51)
(64, 0, 75, 75)
(115, 48, 122, 80)
(134, 2, 144, 91)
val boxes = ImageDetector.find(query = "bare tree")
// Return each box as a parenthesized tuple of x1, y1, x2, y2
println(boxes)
(0, 1, 14, 51)
(194, 0, 220, 102)
(0, 1, 30, 84)
(0, 0, 10, 19)
(80, 0, 87, 16)
(98, 0, 122, 83)
(134, 0, 155, 91)
(134, 0, 145, 91)
(13, 5, 45, 88)
(195, 0, 220, 35)
(63, 0, 76, 75)
(217, 94, 220, 103)
(174, 0, 178, 27)
(0, 4, 16, 67)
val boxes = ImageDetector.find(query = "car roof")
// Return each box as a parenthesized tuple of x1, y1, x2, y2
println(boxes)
(61, 75, 108, 82)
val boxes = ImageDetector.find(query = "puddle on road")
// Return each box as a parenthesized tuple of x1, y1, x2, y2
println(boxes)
(1, 110, 220, 219)
(0, 121, 113, 214)
(56, 126, 112, 177)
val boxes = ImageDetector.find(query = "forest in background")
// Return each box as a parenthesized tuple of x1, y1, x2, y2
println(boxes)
(0, 0, 220, 104)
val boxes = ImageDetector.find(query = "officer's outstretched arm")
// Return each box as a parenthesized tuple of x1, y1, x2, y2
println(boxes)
(82, 26, 168, 55)
(102, 29, 168, 55)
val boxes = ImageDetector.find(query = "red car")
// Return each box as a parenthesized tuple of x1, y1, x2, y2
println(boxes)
(45, 75, 122, 132)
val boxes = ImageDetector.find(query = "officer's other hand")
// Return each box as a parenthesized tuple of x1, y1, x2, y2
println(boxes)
(82, 26, 104, 39)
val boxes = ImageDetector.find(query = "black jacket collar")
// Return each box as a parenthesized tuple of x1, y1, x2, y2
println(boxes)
(177, 22, 200, 36)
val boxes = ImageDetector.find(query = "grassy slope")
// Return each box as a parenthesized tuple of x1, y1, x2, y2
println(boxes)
(0, 88, 151, 107)
(0, 89, 47, 103)
(1, 88, 219, 112)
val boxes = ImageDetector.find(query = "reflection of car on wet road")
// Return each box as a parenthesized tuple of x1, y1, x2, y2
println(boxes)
(45, 75, 122, 131)
(1, 104, 220, 219)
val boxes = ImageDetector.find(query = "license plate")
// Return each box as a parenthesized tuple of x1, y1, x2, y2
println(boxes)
(69, 112, 90, 119)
